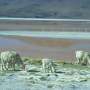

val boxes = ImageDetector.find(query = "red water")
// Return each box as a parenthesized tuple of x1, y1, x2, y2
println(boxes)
(0, 36, 90, 62)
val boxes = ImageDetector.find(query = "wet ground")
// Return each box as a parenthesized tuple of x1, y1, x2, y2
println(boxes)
(0, 63, 90, 90)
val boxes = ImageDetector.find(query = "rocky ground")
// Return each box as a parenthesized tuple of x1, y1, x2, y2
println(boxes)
(0, 59, 90, 90)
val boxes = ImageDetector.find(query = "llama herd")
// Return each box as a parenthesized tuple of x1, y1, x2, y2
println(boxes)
(0, 51, 25, 71)
(0, 50, 90, 72)
(75, 51, 90, 65)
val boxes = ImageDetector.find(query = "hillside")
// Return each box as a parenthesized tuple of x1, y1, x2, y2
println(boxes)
(0, 0, 90, 19)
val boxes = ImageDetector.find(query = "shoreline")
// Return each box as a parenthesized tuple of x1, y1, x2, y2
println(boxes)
(0, 18, 90, 31)
(0, 35, 90, 62)
(1, 31, 90, 39)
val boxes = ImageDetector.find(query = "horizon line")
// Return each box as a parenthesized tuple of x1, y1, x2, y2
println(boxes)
(0, 17, 90, 21)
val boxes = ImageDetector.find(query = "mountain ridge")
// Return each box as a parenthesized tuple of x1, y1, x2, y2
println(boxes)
(0, 0, 90, 19)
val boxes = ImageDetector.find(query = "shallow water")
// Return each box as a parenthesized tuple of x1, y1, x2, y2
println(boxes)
(0, 31, 90, 39)
(0, 31, 90, 60)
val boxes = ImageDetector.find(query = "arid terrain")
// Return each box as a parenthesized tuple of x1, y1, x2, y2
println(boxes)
(0, 19, 90, 31)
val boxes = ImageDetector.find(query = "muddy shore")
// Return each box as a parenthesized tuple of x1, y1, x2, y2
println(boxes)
(0, 19, 90, 31)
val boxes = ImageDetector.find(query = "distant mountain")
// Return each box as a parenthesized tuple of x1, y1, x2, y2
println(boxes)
(0, 0, 90, 19)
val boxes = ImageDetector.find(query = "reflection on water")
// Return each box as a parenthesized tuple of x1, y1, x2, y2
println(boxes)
(0, 31, 90, 39)
(0, 31, 90, 60)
